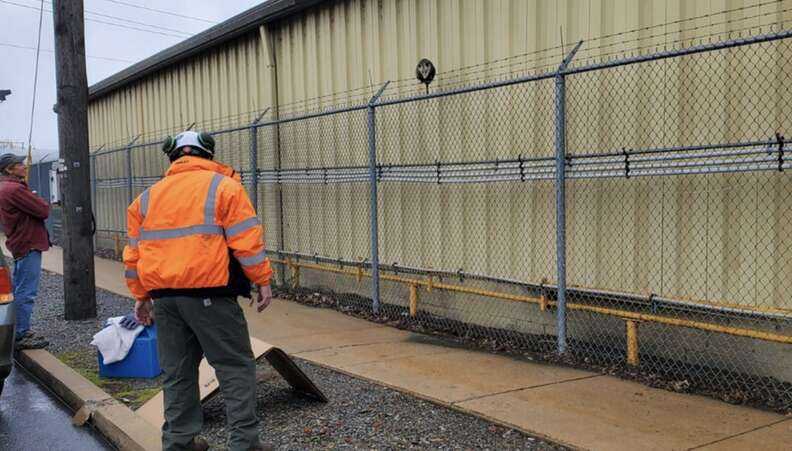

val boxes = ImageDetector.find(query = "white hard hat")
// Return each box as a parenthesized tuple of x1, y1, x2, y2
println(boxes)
(173, 131, 215, 155)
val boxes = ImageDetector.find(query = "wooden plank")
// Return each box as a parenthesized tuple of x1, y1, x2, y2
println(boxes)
(137, 337, 326, 429)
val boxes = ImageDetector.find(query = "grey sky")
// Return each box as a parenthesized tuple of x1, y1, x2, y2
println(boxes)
(0, 0, 263, 161)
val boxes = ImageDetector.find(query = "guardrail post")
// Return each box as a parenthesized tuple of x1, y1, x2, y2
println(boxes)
(367, 81, 390, 314)
(554, 41, 582, 355)
(626, 320, 640, 366)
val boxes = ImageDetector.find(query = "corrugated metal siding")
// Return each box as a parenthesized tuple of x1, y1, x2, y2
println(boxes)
(88, 31, 271, 149)
(89, 30, 273, 235)
(87, 0, 792, 311)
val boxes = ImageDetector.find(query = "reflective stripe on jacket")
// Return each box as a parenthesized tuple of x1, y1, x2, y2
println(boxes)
(123, 156, 272, 301)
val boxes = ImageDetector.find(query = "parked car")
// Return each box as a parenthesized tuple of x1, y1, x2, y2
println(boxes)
(0, 249, 14, 396)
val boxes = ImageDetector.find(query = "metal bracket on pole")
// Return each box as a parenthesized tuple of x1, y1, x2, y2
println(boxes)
(559, 40, 584, 73)
(554, 40, 582, 356)
(367, 81, 390, 314)
(253, 108, 270, 125)
(249, 108, 271, 212)
(369, 81, 391, 105)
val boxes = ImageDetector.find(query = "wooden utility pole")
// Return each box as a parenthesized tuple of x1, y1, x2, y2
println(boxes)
(52, 0, 96, 320)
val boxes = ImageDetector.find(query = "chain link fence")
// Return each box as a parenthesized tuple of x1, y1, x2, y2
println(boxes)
(562, 32, 792, 409)
(86, 30, 792, 412)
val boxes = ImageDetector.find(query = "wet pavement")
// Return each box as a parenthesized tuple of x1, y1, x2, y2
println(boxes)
(0, 364, 114, 451)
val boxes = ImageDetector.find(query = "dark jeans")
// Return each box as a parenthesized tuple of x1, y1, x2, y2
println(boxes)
(13, 250, 42, 339)
(154, 296, 258, 451)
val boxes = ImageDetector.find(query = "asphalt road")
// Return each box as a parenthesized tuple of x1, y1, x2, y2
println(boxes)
(0, 364, 114, 451)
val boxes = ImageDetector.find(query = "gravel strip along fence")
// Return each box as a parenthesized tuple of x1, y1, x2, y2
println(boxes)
(33, 270, 563, 449)
(203, 360, 563, 450)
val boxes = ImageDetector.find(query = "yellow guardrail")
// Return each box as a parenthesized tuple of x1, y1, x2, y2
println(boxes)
(273, 258, 792, 349)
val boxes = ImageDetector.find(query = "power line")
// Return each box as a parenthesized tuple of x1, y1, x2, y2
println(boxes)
(0, 0, 189, 39)
(83, 13, 189, 39)
(19, 0, 194, 36)
(47, 1, 191, 36)
(84, 13, 189, 38)
(25, 0, 44, 165)
(4, 0, 188, 38)
(0, 41, 134, 63)
(94, 0, 218, 25)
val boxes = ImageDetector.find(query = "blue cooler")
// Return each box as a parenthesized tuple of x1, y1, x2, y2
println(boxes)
(98, 325, 162, 378)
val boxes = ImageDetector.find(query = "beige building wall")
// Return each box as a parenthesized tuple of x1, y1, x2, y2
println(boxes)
(87, 0, 792, 313)
(88, 31, 272, 148)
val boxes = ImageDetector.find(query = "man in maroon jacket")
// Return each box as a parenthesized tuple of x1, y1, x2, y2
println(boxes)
(0, 153, 49, 349)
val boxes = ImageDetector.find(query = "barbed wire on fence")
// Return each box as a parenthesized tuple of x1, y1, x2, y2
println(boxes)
(91, 0, 792, 152)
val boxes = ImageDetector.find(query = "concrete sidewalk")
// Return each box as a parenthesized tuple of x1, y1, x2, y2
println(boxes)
(40, 248, 791, 451)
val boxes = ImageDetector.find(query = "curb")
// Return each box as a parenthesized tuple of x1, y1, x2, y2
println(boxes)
(16, 349, 161, 451)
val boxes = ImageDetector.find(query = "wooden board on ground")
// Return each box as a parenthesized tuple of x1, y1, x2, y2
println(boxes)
(137, 337, 326, 428)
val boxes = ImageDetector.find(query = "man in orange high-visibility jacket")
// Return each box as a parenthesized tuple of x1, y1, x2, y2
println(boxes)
(123, 131, 273, 451)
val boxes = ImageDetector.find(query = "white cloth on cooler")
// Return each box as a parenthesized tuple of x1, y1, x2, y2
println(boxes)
(90, 316, 144, 364)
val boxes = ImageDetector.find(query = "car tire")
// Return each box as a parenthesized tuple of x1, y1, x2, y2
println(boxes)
(0, 379, 4, 397)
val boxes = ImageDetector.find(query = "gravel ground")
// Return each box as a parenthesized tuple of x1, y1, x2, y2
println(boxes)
(95, 247, 120, 262)
(203, 360, 563, 450)
(32, 270, 164, 409)
(32, 270, 564, 449)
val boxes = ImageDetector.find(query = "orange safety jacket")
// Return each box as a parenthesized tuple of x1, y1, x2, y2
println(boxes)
(123, 156, 272, 301)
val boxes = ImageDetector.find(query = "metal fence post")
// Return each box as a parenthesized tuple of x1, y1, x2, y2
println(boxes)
(36, 162, 41, 194)
(554, 42, 582, 355)
(124, 135, 140, 206)
(271, 115, 286, 286)
(125, 147, 135, 205)
(125, 147, 133, 205)
(367, 82, 391, 314)
(249, 108, 270, 212)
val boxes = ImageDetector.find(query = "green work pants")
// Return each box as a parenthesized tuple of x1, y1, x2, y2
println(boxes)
(154, 296, 258, 451)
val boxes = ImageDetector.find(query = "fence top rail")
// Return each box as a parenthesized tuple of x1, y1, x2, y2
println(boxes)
(209, 124, 255, 136)
(377, 70, 557, 108)
(254, 103, 370, 129)
(92, 146, 128, 157)
(128, 140, 163, 151)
